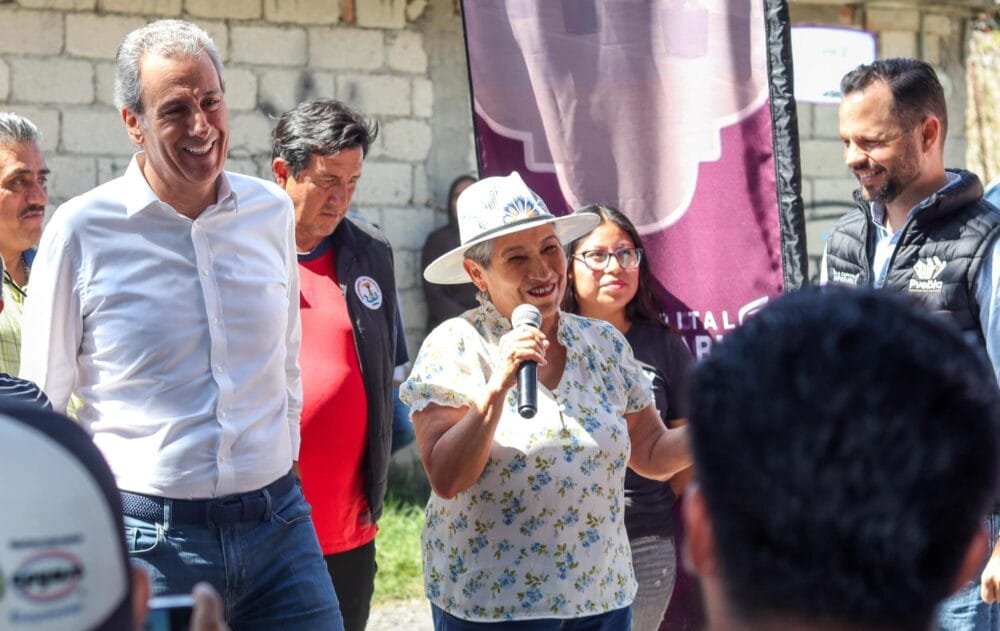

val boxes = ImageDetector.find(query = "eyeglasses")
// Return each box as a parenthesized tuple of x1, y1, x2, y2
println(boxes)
(573, 247, 643, 271)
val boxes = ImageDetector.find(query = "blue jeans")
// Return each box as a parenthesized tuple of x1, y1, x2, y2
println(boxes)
(431, 604, 631, 630)
(937, 513, 1000, 631)
(124, 480, 343, 630)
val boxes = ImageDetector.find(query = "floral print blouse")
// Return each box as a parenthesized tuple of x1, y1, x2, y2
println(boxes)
(400, 300, 653, 621)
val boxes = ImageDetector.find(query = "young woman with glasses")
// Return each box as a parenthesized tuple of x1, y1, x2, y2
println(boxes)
(564, 204, 694, 631)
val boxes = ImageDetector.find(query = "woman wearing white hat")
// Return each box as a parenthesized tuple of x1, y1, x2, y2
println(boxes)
(400, 173, 691, 630)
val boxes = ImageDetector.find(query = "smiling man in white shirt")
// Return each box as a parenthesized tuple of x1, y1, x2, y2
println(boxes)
(19, 19, 342, 630)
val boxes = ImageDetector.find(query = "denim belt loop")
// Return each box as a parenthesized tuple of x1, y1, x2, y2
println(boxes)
(262, 489, 273, 521)
(162, 498, 173, 531)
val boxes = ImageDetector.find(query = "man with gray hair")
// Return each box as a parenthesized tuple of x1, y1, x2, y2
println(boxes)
(20, 19, 343, 629)
(0, 112, 47, 376)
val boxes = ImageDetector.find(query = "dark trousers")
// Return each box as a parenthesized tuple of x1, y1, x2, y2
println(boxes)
(325, 539, 377, 631)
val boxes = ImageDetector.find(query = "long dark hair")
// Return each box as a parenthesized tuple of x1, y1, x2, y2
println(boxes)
(562, 204, 667, 327)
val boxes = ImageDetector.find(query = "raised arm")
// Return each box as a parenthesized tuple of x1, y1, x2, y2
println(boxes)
(626, 404, 691, 481)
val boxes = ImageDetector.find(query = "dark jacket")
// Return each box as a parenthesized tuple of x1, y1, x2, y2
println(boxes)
(421, 223, 478, 330)
(825, 169, 1000, 345)
(326, 217, 404, 523)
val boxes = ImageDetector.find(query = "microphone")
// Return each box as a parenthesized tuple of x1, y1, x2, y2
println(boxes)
(511, 304, 542, 419)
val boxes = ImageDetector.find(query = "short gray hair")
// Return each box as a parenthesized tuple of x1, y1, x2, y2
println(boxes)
(463, 240, 493, 268)
(114, 19, 224, 114)
(0, 112, 41, 147)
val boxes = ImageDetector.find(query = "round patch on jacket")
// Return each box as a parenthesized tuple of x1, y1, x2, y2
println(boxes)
(355, 276, 383, 310)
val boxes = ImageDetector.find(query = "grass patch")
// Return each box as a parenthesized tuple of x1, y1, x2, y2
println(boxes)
(373, 458, 430, 605)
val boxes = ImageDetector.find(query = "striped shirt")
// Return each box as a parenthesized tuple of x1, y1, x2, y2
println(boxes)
(0, 372, 51, 409)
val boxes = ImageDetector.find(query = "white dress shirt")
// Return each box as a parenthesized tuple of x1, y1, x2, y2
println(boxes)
(21, 155, 302, 498)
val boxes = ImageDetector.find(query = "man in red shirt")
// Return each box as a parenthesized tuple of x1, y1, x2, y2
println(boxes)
(271, 100, 406, 631)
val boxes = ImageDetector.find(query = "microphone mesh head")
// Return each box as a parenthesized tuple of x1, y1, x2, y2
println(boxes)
(511, 304, 542, 329)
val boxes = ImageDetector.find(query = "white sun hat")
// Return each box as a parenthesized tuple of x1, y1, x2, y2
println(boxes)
(423, 171, 601, 285)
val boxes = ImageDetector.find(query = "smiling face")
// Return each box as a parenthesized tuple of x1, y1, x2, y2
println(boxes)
(273, 147, 364, 252)
(464, 224, 567, 326)
(123, 51, 228, 215)
(570, 221, 639, 322)
(839, 81, 924, 206)
(0, 141, 47, 260)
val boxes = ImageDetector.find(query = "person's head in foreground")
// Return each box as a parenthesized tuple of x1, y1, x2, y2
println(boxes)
(684, 286, 1000, 631)
(0, 400, 225, 630)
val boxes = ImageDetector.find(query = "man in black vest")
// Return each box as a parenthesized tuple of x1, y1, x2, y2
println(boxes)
(823, 58, 1000, 630)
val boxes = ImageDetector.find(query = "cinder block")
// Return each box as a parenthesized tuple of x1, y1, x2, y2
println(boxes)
(0, 7, 65, 56)
(186, 0, 261, 20)
(799, 139, 845, 178)
(0, 60, 8, 102)
(224, 67, 258, 112)
(264, 0, 338, 25)
(308, 27, 384, 70)
(226, 157, 259, 179)
(259, 69, 308, 115)
(355, 0, 406, 29)
(19, 0, 94, 9)
(794, 101, 813, 140)
(95, 62, 117, 107)
(812, 103, 841, 139)
(354, 161, 411, 205)
(398, 287, 427, 337)
(96, 156, 132, 183)
(337, 74, 410, 116)
(406, 0, 427, 22)
(46, 154, 97, 200)
(102, 0, 181, 14)
(11, 58, 94, 105)
(923, 34, 942, 66)
(199, 20, 230, 63)
(381, 205, 435, 250)
(63, 109, 135, 155)
(307, 71, 336, 99)
(923, 14, 952, 37)
(866, 8, 919, 32)
(412, 77, 432, 118)
(382, 119, 431, 161)
(413, 162, 430, 205)
(811, 177, 857, 207)
(392, 249, 418, 290)
(228, 111, 274, 155)
(66, 14, 145, 60)
(4, 106, 60, 152)
(231, 24, 306, 66)
(879, 31, 918, 59)
(387, 31, 427, 74)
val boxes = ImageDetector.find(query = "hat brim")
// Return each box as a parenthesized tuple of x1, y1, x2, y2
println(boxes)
(423, 212, 603, 285)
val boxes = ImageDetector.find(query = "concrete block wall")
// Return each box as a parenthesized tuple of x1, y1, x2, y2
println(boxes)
(790, 1, 974, 281)
(0, 0, 477, 354)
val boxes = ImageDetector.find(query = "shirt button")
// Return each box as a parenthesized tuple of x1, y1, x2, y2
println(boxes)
(202, 269, 209, 276)
(215, 365, 223, 373)
(219, 410, 227, 419)
(212, 317, 219, 325)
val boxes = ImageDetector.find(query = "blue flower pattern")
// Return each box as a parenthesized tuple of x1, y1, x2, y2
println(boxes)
(400, 302, 651, 621)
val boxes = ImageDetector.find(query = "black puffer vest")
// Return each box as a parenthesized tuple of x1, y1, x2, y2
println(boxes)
(825, 170, 1000, 346)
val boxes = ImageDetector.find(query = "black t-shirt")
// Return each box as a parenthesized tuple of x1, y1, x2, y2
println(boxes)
(623, 318, 693, 539)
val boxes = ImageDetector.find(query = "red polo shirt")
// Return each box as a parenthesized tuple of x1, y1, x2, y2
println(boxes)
(297, 244, 377, 555)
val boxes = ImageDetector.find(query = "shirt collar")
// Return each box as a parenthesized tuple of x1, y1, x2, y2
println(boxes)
(867, 171, 962, 227)
(123, 153, 239, 218)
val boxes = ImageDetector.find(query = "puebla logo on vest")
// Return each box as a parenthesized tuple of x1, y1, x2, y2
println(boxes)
(355, 276, 383, 310)
(908, 256, 946, 294)
(830, 269, 860, 285)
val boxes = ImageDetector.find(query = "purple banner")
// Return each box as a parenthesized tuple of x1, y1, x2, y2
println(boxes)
(462, 0, 805, 358)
